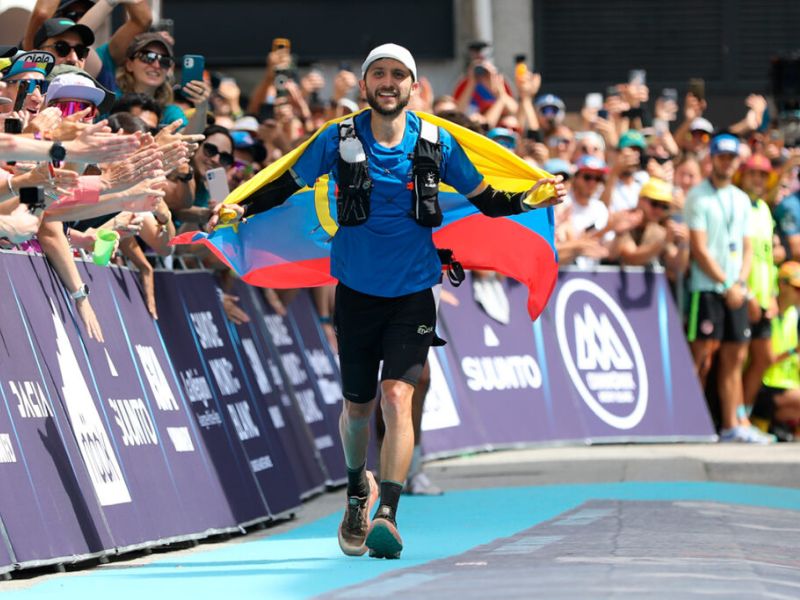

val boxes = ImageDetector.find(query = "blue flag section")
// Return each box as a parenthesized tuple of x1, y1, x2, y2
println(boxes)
(0, 251, 714, 573)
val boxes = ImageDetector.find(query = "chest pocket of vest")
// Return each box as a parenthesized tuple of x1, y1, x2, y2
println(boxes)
(412, 119, 443, 228)
(337, 119, 372, 226)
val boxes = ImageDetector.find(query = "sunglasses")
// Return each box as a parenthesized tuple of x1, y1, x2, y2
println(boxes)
(540, 105, 559, 116)
(578, 172, 604, 183)
(548, 136, 572, 147)
(49, 99, 97, 119)
(42, 40, 90, 60)
(645, 197, 671, 210)
(6, 79, 48, 94)
(689, 131, 710, 143)
(135, 50, 174, 69)
(202, 142, 234, 167)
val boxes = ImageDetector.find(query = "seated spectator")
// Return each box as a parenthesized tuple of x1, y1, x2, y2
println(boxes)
(613, 177, 688, 271)
(750, 261, 800, 440)
(603, 129, 649, 211)
(111, 92, 162, 130)
(557, 155, 612, 268)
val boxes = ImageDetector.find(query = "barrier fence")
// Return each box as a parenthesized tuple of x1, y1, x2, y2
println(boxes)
(0, 254, 714, 574)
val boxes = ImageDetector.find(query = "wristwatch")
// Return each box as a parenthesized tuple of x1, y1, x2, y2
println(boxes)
(176, 166, 195, 182)
(49, 141, 66, 163)
(70, 283, 90, 301)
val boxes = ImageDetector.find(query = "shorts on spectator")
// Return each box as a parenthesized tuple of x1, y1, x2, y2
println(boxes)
(749, 313, 772, 340)
(687, 291, 751, 343)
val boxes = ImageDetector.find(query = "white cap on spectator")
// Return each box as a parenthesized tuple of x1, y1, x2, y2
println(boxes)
(45, 72, 105, 106)
(361, 43, 417, 81)
(233, 116, 259, 133)
(575, 130, 606, 151)
(690, 117, 714, 134)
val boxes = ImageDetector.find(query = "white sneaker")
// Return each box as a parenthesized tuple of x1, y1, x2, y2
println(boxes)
(719, 425, 773, 444)
(404, 472, 443, 496)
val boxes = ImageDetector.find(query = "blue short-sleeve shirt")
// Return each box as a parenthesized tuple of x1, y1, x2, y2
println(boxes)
(291, 111, 483, 297)
(775, 192, 800, 259)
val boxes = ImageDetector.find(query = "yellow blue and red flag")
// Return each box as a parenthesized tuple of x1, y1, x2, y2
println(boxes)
(172, 110, 558, 320)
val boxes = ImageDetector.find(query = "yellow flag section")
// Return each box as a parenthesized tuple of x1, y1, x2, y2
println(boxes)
(218, 109, 555, 230)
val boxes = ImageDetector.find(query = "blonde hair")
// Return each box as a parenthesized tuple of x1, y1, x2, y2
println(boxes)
(116, 63, 174, 107)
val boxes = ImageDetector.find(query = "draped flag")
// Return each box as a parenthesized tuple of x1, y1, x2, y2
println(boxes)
(172, 110, 558, 320)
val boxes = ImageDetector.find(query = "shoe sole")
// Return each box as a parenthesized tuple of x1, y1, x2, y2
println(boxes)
(337, 471, 379, 556)
(365, 518, 403, 559)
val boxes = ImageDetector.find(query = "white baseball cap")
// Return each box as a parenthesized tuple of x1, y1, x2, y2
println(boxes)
(45, 72, 105, 106)
(361, 43, 417, 81)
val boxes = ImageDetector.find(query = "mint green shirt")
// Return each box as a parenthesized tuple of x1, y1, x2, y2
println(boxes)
(684, 179, 751, 293)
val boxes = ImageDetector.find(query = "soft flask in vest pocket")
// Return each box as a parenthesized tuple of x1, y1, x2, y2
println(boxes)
(412, 120, 443, 227)
(336, 157, 372, 226)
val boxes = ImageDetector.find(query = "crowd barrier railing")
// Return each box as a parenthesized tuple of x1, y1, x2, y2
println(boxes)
(0, 253, 713, 575)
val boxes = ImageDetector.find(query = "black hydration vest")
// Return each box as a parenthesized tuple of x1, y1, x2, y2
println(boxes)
(335, 116, 443, 227)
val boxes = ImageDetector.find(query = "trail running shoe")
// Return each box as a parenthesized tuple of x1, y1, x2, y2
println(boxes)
(337, 470, 378, 556)
(366, 505, 403, 559)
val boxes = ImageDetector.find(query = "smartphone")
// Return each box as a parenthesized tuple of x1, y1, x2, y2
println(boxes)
(258, 102, 275, 121)
(524, 128, 543, 142)
(584, 223, 597, 233)
(13, 84, 28, 112)
(688, 78, 705, 101)
(19, 186, 45, 213)
(205, 167, 230, 204)
(3, 117, 22, 134)
(597, 109, 609, 120)
(272, 38, 291, 52)
(585, 92, 603, 110)
(153, 18, 174, 37)
(661, 88, 679, 103)
(181, 54, 205, 87)
(629, 69, 647, 85)
(605, 85, 621, 98)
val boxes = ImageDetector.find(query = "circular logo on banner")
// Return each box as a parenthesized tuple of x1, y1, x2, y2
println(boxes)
(555, 278, 648, 430)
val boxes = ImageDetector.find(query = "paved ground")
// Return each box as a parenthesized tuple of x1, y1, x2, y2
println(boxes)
(2, 443, 799, 599)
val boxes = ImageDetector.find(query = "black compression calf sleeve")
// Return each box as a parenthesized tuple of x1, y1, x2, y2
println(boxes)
(468, 185, 528, 217)
(242, 169, 304, 217)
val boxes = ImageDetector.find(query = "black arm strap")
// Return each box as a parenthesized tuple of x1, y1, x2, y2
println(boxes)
(242, 169, 303, 218)
(468, 184, 527, 218)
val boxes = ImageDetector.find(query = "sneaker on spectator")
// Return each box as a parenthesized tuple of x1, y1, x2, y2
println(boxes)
(748, 425, 777, 443)
(404, 471, 443, 496)
(719, 425, 773, 444)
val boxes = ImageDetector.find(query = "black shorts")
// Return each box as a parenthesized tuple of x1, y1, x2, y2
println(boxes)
(750, 313, 772, 340)
(334, 283, 437, 403)
(687, 291, 751, 343)
(752, 385, 781, 421)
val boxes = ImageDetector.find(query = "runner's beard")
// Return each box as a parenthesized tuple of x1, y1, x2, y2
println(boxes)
(366, 86, 410, 117)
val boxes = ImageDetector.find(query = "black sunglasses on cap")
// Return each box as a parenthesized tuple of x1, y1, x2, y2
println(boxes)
(42, 40, 89, 60)
(135, 50, 174, 69)
(202, 142, 233, 168)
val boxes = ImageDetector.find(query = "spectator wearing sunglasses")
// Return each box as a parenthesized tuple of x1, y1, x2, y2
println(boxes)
(44, 71, 105, 122)
(117, 33, 182, 125)
(33, 18, 94, 69)
(614, 177, 686, 269)
(558, 155, 612, 268)
(0, 50, 55, 121)
(534, 94, 565, 137)
(172, 125, 233, 226)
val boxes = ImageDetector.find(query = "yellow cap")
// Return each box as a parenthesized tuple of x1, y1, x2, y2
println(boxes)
(639, 178, 673, 203)
(779, 261, 800, 287)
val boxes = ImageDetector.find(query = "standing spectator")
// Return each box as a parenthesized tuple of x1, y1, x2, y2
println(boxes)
(673, 155, 703, 212)
(774, 169, 800, 261)
(738, 155, 779, 410)
(684, 133, 768, 442)
(534, 93, 565, 138)
(33, 17, 93, 68)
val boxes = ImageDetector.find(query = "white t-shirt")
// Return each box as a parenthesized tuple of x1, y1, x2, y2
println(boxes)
(610, 171, 649, 212)
(566, 192, 610, 268)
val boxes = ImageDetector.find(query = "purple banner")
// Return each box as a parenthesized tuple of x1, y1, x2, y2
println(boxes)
(548, 270, 714, 439)
(423, 270, 714, 454)
(154, 271, 270, 525)
(286, 290, 347, 485)
(256, 293, 338, 487)
(222, 279, 304, 516)
(86, 263, 236, 534)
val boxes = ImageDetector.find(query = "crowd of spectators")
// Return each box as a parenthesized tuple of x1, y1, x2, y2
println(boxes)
(1, 2, 799, 443)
